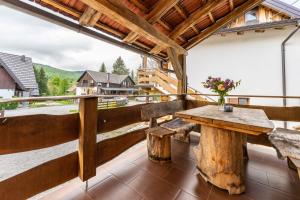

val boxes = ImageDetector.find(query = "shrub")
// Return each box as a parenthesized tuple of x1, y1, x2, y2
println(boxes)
(0, 97, 19, 110)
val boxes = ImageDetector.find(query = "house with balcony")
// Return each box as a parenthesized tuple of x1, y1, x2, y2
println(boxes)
(76, 70, 137, 95)
(0, 52, 39, 99)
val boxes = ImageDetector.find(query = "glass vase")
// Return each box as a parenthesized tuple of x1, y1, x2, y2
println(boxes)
(217, 95, 225, 111)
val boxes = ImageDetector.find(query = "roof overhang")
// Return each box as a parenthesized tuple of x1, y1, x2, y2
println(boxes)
(1, 0, 264, 58)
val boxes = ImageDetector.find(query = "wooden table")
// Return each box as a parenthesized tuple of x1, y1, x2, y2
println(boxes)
(176, 105, 274, 194)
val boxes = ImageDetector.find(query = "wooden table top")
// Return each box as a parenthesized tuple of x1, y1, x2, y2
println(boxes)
(176, 105, 274, 135)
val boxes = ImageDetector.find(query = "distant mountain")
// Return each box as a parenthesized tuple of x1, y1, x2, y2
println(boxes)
(33, 63, 83, 81)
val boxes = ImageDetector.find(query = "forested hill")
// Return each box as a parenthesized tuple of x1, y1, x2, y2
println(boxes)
(33, 63, 83, 81)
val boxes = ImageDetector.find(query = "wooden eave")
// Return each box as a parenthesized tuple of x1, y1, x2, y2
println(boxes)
(16, 0, 263, 57)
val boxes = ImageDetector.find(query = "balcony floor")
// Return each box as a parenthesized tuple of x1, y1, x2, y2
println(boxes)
(40, 133, 300, 200)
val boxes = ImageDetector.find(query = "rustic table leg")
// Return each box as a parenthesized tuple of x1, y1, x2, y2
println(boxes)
(194, 125, 246, 194)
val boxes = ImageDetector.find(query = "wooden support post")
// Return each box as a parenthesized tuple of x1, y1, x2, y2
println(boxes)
(178, 54, 187, 95)
(79, 97, 98, 181)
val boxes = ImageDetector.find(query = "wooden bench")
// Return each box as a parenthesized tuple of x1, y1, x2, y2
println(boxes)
(141, 100, 197, 162)
(269, 128, 300, 179)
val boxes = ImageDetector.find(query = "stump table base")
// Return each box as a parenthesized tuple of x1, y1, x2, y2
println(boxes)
(194, 125, 246, 195)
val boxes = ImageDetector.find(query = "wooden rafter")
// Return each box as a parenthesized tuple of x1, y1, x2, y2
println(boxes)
(208, 12, 215, 23)
(79, 6, 101, 27)
(123, 0, 179, 47)
(147, 0, 179, 24)
(130, 0, 149, 13)
(174, 4, 187, 19)
(80, 0, 186, 54)
(169, 0, 223, 39)
(40, 0, 124, 38)
(191, 26, 199, 34)
(229, 0, 234, 11)
(185, 0, 264, 49)
(151, 0, 222, 54)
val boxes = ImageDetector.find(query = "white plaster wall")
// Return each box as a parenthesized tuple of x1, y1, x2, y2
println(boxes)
(0, 89, 14, 99)
(187, 26, 300, 107)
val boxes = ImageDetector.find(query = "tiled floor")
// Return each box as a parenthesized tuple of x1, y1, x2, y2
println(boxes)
(41, 133, 300, 200)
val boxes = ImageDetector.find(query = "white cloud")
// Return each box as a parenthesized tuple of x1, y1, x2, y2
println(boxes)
(0, 5, 141, 72)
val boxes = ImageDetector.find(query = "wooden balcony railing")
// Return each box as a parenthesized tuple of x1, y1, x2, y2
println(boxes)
(0, 94, 300, 199)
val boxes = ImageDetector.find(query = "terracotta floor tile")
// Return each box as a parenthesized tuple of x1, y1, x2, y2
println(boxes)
(267, 173, 300, 197)
(245, 165, 269, 185)
(208, 186, 253, 200)
(132, 155, 174, 178)
(175, 190, 201, 200)
(244, 179, 298, 200)
(88, 176, 142, 200)
(40, 182, 92, 200)
(107, 162, 144, 184)
(163, 166, 212, 199)
(127, 169, 181, 200)
(39, 138, 299, 200)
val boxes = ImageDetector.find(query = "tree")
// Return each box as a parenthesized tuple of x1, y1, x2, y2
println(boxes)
(33, 67, 48, 96)
(33, 66, 40, 85)
(99, 62, 107, 73)
(39, 68, 48, 95)
(112, 56, 129, 75)
(48, 76, 70, 96)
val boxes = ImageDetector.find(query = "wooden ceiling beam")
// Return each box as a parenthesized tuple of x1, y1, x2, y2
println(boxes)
(80, 0, 186, 54)
(185, 0, 263, 49)
(130, 0, 149, 13)
(123, 0, 179, 48)
(79, 6, 101, 27)
(147, 0, 179, 24)
(123, 32, 139, 43)
(166, 47, 182, 80)
(208, 12, 215, 23)
(150, 0, 222, 55)
(229, 0, 234, 11)
(169, 0, 223, 39)
(41, 0, 123, 37)
(174, 5, 187, 19)
(191, 26, 199, 34)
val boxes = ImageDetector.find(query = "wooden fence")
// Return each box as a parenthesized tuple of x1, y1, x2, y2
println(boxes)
(0, 96, 300, 199)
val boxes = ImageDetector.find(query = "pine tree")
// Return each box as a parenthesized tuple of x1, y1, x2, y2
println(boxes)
(99, 62, 107, 73)
(130, 69, 135, 80)
(112, 56, 129, 75)
(33, 66, 40, 86)
(39, 68, 48, 95)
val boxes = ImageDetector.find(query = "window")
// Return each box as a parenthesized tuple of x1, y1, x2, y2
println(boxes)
(245, 8, 258, 25)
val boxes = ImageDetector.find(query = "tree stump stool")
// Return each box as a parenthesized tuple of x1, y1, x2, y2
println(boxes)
(146, 127, 176, 163)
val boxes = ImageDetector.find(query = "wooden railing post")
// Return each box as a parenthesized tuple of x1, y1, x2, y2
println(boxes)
(79, 97, 98, 181)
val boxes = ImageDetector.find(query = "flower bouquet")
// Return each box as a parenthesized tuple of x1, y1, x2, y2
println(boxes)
(202, 76, 241, 109)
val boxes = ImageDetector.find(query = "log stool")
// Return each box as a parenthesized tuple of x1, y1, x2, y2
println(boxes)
(160, 118, 196, 143)
(146, 127, 176, 163)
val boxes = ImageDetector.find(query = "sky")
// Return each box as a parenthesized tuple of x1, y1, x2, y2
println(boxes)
(0, 2, 142, 72)
(0, 0, 299, 72)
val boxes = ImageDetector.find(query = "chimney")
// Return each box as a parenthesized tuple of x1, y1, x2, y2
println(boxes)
(20, 55, 26, 62)
(106, 73, 110, 88)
